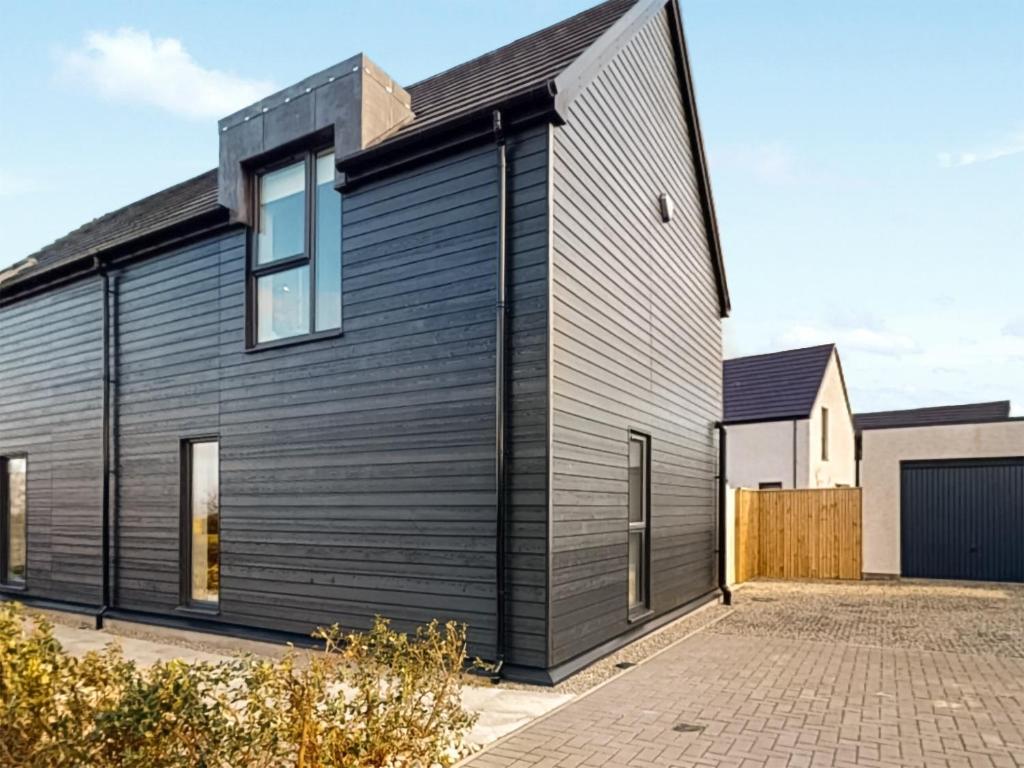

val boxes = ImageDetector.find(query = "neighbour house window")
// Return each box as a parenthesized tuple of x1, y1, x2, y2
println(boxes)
(821, 407, 830, 461)
(1, 456, 27, 587)
(182, 440, 220, 608)
(251, 150, 342, 346)
(759, 482, 783, 490)
(627, 433, 651, 618)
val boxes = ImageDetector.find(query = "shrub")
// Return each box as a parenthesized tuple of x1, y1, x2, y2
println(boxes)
(0, 602, 477, 768)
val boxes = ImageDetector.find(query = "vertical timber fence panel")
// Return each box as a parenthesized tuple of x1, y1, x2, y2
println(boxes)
(734, 488, 862, 582)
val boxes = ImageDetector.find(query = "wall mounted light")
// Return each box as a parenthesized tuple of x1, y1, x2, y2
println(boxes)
(658, 192, 674, 223)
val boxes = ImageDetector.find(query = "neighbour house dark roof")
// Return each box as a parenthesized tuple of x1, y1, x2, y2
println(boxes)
(4, 0, 729, 315)
(854, 401, 1012, 434)
(723, 344, 837, 424)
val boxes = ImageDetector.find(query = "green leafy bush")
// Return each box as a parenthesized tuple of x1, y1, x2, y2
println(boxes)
(0, 602, 477, 767)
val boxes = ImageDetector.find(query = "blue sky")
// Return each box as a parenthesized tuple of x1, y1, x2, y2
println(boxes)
(1, 1, 1021, 414)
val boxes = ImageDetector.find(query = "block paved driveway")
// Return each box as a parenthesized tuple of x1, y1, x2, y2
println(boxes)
(466, 580, 1024, 767)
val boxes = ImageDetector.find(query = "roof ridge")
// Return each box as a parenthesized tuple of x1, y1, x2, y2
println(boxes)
(406, 0, 635, 92)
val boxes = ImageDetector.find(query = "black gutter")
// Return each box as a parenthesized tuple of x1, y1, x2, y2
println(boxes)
(716, 422, 732, 606)
(492, 110, 510, 678)
(0, 213, 230, 309)
(337, 85, 557, 192)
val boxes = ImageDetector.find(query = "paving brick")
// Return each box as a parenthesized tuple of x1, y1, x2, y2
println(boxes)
(463, 581, 1024, 768)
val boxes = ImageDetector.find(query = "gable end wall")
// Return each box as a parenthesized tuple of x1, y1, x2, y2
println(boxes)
(549, 7, 723, 665)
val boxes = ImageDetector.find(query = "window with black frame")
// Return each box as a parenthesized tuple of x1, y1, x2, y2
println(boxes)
(182, 440, 220, 608)
(250, 149, 342, 347)
(1, 456, 27, 588)
(627, 432, 650, 618)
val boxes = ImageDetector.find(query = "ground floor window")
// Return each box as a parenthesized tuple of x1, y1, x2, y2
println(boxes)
(628, 432, 650, 618)
(1, 456, 27, 587)
(182, 440, 220, 608)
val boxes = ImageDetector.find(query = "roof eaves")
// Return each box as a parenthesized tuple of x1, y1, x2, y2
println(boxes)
(336, 81, 557, 190)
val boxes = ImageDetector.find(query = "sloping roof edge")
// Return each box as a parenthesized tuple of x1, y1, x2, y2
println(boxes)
(4, 0, 730, 316)
(553, 0, 729, 317)
(809, 345, 854, 421)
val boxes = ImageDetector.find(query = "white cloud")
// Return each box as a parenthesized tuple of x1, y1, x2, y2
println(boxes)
(58, 28, 275, 120)
(1004, 317, 1024, 338)
(780, 325, 920, 357)
(938, 128, 1024, 168)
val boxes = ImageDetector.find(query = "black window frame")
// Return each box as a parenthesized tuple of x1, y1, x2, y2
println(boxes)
(179, 437, 221, 612)
(627, 431, 652, 621)
(245, 147, 342, 351)
(0, 454, 28, 590)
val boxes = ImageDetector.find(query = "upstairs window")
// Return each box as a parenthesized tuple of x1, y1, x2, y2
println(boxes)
(821, 407, 830, 461)
(250, 150, 342, 347)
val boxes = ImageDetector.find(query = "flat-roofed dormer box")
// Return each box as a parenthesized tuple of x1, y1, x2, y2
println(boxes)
(218, 54, 412, 348)
(217, 53, 413, 226)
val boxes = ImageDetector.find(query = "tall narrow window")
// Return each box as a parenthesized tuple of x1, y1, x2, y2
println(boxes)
(183, 440, 219, 607)
(821, 407, 830, 461)
(627, 433, 650, 617)
(1, 457, 27, 587)
(251, 149, 342, 346)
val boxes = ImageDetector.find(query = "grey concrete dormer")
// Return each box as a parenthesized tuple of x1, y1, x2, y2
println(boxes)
(217, 53, 413, 224)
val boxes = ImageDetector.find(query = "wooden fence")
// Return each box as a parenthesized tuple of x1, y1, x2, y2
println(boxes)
(735, 488, 862, 582)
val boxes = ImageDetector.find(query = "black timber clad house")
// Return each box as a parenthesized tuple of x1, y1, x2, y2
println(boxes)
(0, 0, 729, 682)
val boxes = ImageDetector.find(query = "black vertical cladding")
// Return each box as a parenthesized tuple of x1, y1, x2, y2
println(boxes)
(548, 7, 722, 665)
(900, 458, 1024, 583)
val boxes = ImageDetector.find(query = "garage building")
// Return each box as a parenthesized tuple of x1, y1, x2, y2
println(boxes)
(858, 403, 1024, 581)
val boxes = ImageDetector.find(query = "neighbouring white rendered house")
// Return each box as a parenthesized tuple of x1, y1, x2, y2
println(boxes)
(723, 344, 855, 489)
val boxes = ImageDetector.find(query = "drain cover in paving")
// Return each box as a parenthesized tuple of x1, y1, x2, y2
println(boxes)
(673, 723, 705, 733)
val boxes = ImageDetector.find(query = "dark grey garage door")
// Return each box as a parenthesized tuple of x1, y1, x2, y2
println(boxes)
(901, 458, 1024, 582)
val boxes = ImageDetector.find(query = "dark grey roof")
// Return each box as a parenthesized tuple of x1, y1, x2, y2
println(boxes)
(854, 401, 1012, 434)
(391, 0, 636, 144)
(723, 344, 836, 424)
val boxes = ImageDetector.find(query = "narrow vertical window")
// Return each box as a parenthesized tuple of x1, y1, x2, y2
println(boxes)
(250, 149, 342, 346)
(821, 407, 830, 461)
(315, 151, 342, 332)
(627, 433, 650, 617)
(2, 457, 27, 587)
(183, 440, 219, 608)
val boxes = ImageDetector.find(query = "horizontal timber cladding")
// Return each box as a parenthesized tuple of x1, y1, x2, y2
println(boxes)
(549, 8, 722, 665)
(113, 125, 550, 667)
(0, 279, 104, 604)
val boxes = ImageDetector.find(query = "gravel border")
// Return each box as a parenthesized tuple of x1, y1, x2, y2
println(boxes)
(496, 598, 732, 695)
(19, 597, 733, 695)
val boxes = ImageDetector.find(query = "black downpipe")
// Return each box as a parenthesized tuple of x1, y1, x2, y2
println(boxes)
(96, 258, 111, 628)
(716, 422, 732, 606)
(492, 110, 509, 677)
